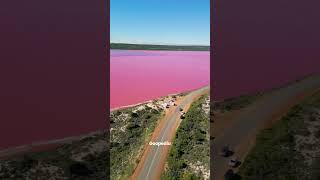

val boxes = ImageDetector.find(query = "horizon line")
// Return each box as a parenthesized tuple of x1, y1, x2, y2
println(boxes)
(110, 42, 210, 46)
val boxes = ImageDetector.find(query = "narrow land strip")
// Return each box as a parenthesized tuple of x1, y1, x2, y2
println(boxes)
(131, 86, 209, 180)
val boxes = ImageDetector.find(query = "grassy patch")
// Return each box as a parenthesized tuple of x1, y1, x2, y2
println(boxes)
(110, 105, 164, 179)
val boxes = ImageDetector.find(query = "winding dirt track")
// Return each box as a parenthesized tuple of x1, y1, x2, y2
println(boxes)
(212, 74, 320, 180)
(131, 86, 209, 180)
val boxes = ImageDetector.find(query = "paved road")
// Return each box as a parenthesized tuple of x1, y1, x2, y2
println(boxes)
(133, 86, 209, 180)
(212, 75, 320, 180)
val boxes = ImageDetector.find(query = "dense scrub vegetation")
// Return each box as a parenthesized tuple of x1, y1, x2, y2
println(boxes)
(212, 93, 261, 112)
(110, 105, 164, 179)
(238, 91, 320, 180)
(0, 131, 107, 180)
(162, 94, 210, 179)
(110, 43, 209, 51)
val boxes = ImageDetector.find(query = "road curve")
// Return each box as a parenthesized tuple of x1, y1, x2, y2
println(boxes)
(131, 86, 209, 180)
(212, 74, 320, 180)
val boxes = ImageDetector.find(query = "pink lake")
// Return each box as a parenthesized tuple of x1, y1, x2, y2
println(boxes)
(110, 50, 210, 109)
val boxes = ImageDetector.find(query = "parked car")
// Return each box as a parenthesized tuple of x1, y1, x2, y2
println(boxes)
(179, 107, 183, 111)
(228, 157, 240, 168)
(220, 146, 232, 157)
(224, 169, 234, 180)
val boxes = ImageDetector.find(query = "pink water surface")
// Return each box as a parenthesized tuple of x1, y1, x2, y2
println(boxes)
(110, 50, 210, 109)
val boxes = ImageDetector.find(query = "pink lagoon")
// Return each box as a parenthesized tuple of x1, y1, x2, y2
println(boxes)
(110, 50, 210, 109)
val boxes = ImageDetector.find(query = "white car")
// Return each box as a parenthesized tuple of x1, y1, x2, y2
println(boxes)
(228, 157, 239, 168)
(180, 112, 186, 119)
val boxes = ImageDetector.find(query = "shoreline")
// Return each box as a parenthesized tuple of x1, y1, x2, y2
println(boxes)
(111, 49, 210, 52)
(110, 85, 209, 112)
(0, 86, 209, 159)
(215, 73, 319, 103)
(0, 129, 106, 160)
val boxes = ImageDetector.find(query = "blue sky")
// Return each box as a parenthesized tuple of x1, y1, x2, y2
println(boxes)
(111, 0, 210, 45)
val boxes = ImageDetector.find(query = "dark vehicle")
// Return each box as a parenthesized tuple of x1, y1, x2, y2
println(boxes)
(224, 169, 234, 180)
(220, 146, 232, 157)
(179, 107, 183, 111)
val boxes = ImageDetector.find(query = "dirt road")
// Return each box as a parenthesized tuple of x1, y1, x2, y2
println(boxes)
(212, 75, 320, 180)
(131, 86, 209, 180)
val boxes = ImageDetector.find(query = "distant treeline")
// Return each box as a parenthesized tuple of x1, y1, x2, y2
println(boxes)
(110, 43, 210, 51)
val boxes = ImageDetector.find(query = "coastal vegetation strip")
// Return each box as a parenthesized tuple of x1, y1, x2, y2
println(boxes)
(110, 43, 210, 51)
(110, 97, 174, 179)
(0, 131, 107, 179)
(212, 74, 319, 114)
(238, 90, 320, 180)
(162, 94, 210, 179)
(212, 93, 262, 113)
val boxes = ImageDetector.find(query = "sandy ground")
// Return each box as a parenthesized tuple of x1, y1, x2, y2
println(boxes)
(110, 90, 192, 112)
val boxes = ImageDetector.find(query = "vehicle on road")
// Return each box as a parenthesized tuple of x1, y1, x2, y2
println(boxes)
(228, 157, 240, 168)
(180, 112, 186, 119)
(224, 169, 235, 180)
(179, 107, 183, 111)
(220, 146, 232, 157)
